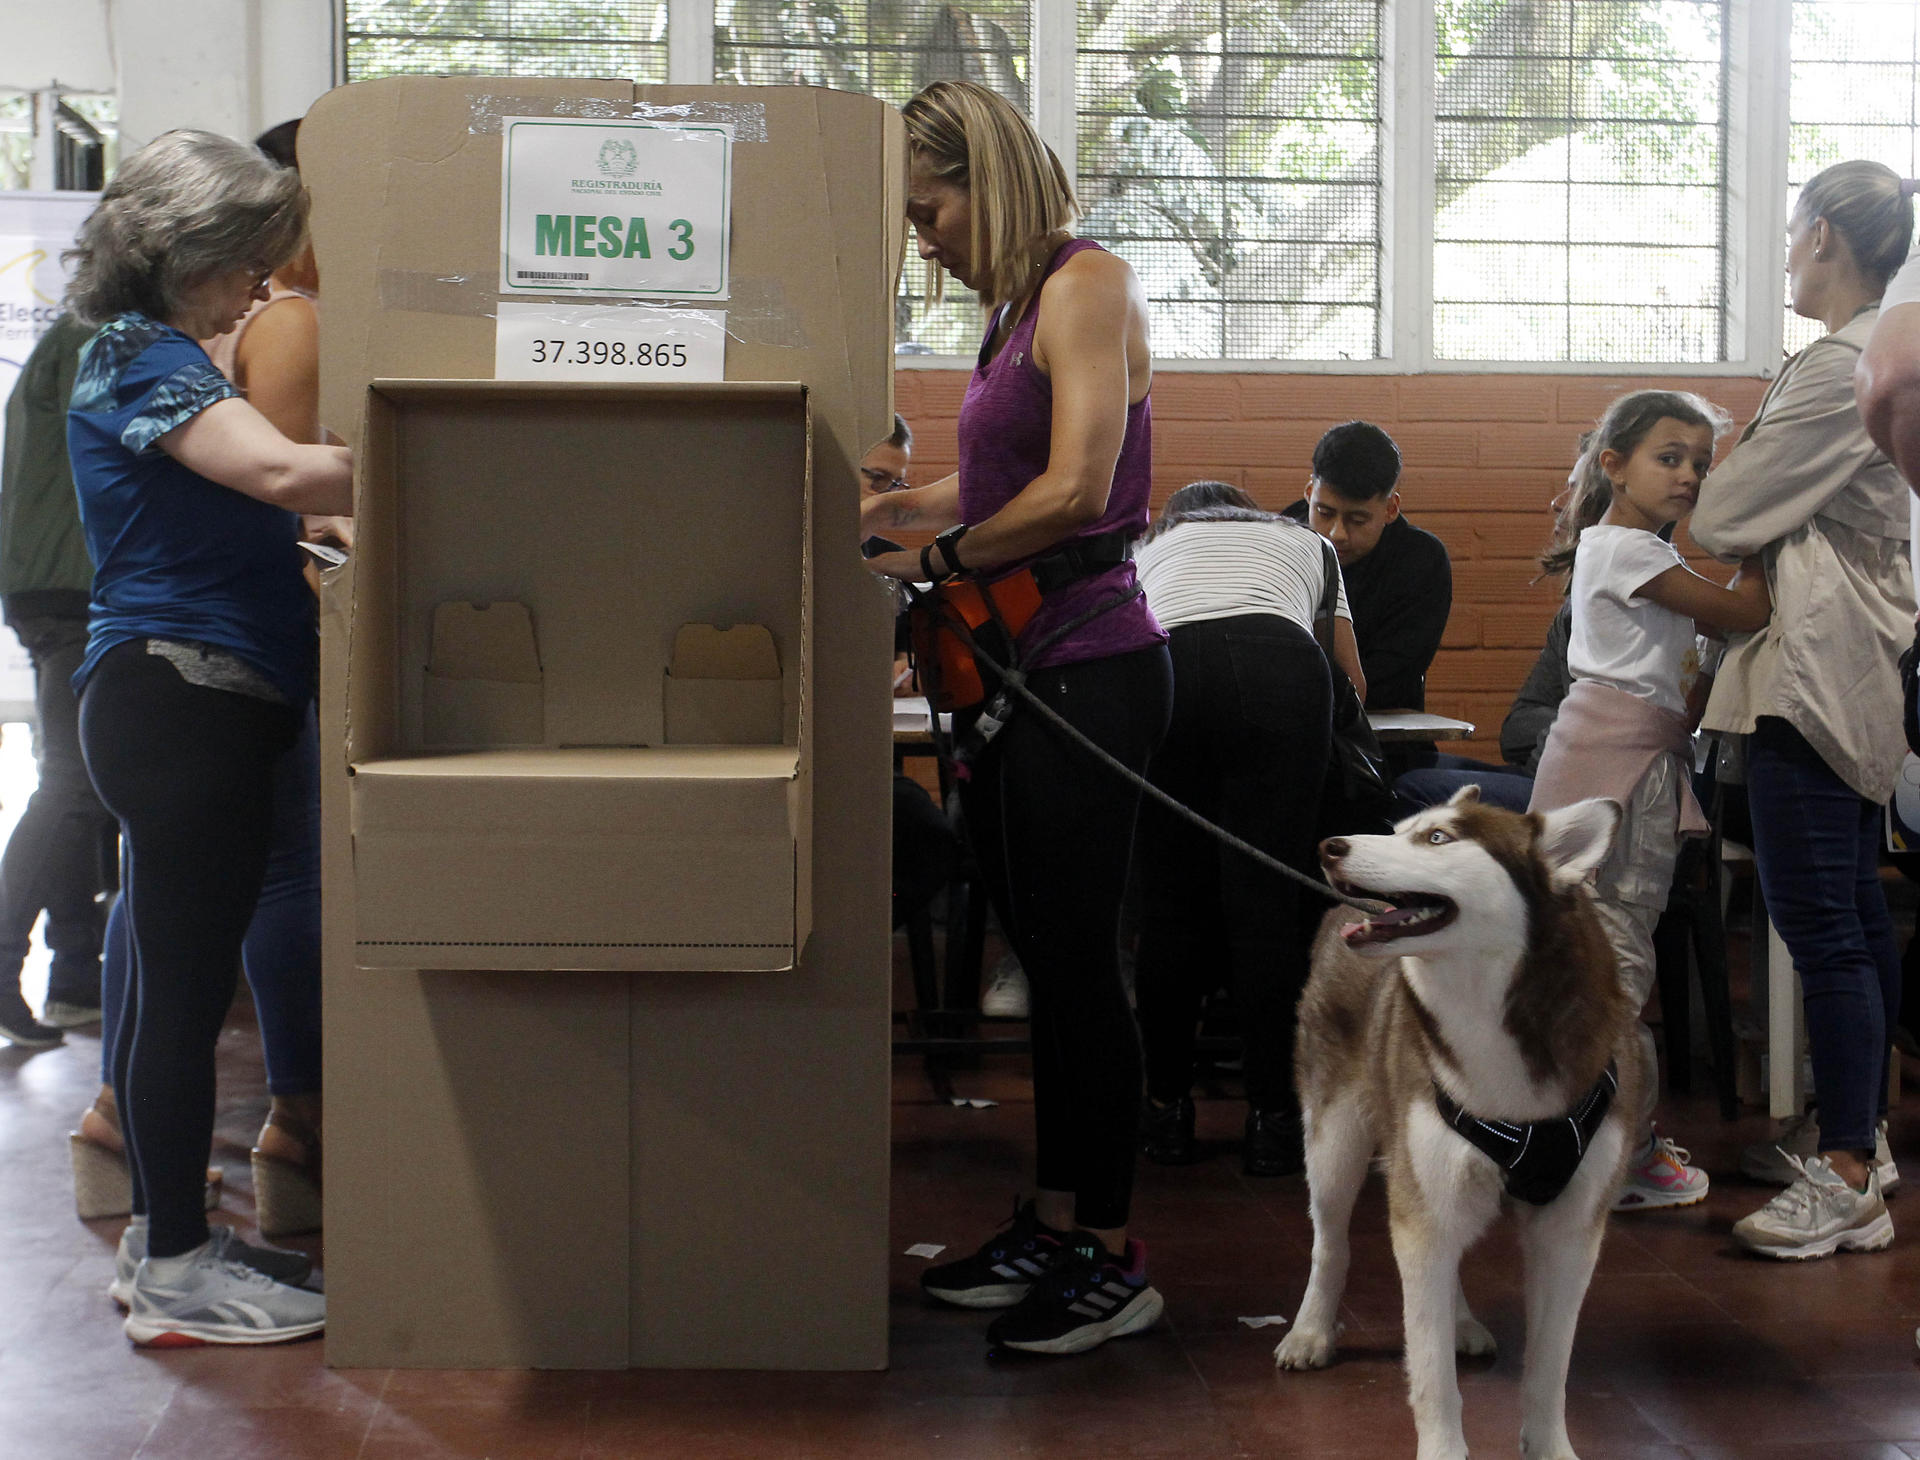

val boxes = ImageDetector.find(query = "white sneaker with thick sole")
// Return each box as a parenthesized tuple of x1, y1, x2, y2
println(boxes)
(980, 955, 1029, 1020)
(1731, 1155, 1893, 1261)
(1742, 1111, 1899, 1195)
(112, 1219, 315, 1309)
(122, 1239, 325, 1346)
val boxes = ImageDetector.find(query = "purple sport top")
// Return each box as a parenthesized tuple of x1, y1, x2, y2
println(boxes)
(956, 238, 1165, 671)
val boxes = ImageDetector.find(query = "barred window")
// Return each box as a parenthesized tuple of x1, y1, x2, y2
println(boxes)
(1431, 0, 1728, 364)
(713, 0, 1036, 354)
(1786, 0, 1920, 354)
(0, 95, 30, 191)
(1076, 0, 1384, 361)
(344, 1, 669, 84)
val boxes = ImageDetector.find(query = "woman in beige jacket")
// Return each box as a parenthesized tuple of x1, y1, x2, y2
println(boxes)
(1691, 161, 1915, 1262)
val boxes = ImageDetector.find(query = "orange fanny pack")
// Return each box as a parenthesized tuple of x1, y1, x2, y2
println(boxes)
(908, 570, 1044, 714)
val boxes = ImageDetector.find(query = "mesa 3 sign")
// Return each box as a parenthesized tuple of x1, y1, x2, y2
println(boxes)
(499, 117, 733, 300)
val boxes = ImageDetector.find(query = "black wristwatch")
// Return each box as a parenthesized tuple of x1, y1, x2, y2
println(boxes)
(933, 523, 972, 579)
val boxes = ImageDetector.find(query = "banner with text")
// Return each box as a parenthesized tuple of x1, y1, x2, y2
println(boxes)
(499, 119, 732, 301)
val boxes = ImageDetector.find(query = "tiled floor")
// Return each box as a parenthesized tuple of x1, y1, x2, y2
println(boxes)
(3, 989, 1919, 1458)
(2, 703, 1918, 1458)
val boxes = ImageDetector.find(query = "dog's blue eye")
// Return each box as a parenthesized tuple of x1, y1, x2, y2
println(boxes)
(1427, 829, 1453, 845)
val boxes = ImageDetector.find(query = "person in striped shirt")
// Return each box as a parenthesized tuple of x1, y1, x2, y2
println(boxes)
(1132, 481, 1362, 1177)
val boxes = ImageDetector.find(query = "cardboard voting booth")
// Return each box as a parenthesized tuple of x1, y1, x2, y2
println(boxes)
(304, 78, 901, 1368)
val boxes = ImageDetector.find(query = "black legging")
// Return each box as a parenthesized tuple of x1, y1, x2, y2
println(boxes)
(1134, 614, 1332, 1114)
(957, 642, 1172, 1231)
(78, 641, 298, 1258)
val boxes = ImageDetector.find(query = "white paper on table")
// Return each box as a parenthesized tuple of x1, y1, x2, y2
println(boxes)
(494, 301, 725, 382)
(1236, 1315, 1290, 1329)
(905, 1243, 947, 1260)
(949, 1097, 999, 1109)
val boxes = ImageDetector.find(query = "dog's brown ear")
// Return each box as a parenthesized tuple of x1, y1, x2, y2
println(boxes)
(1536, 798, 1621, 889)
(1445, 784, 1481, 806)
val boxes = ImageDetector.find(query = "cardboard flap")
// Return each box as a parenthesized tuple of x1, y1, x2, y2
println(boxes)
(668, 623, 779, 681)
(430, 601, 543, 683)
(425, 600, 545, 747)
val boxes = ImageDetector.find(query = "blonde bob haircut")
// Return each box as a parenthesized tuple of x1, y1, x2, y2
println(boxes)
(65, 129, 307, 329)
(901, 79, 1079, 311)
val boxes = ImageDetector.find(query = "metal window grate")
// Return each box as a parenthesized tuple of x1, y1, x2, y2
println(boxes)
(1785, 0, 1920, 355)
(343, 1, 669, 84)
(1076, 0, 1383, 361)
(1431, 0, 1728, 364)
(712, 0, 1034, 355)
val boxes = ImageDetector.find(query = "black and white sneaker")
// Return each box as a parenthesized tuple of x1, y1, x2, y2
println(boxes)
(985, 1234, 1164, 1356)
(0, 991, 62, 1050)
(921, 1198, 1063, 1309)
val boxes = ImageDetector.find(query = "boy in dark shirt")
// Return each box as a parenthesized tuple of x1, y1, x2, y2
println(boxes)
(1285, 421, 1452, 714)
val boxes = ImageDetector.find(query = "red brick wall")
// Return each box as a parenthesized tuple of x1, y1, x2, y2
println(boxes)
(893, 369, 1771, 760)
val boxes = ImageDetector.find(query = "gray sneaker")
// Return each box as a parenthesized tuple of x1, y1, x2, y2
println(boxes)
(1742, 1111, 1899, 1195)
(1731, 1155, 1894, 1261)
(111, 1219, 314, 1308)
(122, 1239, 325, 1346)
(41, 1000, 103, 1029)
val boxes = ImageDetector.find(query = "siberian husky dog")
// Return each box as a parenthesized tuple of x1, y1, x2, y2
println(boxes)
(1275, 788, 1645, 1460)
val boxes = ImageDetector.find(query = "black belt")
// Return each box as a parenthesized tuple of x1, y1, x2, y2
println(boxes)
(1029, 529, 1133, 595)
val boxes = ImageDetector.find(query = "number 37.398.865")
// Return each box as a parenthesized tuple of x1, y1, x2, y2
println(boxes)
(529, 339, 690, 367)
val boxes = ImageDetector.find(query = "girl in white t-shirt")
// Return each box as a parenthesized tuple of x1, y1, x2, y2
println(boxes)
(1532, 389, 1771, 1212)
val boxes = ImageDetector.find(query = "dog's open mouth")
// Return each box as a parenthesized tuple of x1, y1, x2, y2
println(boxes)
(1334, 884, 1459, 946)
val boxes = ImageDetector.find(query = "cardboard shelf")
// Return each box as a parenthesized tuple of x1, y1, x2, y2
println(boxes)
(347, 376, 813, 973)
(354, 746, 801, 779)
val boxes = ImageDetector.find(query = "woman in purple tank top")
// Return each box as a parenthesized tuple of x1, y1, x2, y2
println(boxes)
(863, 80, 1174, 1358)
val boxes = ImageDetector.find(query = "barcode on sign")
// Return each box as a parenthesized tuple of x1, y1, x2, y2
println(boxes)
(516, 270, 589, 281)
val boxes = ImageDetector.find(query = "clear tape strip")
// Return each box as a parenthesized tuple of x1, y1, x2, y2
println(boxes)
(375, 270, 807, 349)
(469, 94, 769, 142)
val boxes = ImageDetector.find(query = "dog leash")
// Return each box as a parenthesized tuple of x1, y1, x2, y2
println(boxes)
(919, 595, 1390, 917)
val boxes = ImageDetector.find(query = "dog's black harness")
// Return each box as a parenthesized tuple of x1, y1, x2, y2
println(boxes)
(1432, 1062, 1618, 1206)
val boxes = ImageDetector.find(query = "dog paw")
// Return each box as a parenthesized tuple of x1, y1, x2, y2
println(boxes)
(1519, 1425, 1577, 1460)
(1454, 1315, 1497, 1357)
(1274, 1326, 1336, 1370)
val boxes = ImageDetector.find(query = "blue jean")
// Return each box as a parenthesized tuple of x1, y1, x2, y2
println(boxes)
(99, 705, 321, 1100)
(1746, 716, 1900, 1154)
(1392, 757, 1534, 819)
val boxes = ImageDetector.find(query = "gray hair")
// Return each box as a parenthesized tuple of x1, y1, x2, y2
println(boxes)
(65, 129, 307, 328)
(1795, 160, 1916, 291)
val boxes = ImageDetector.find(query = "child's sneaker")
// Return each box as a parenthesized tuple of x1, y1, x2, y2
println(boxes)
(920, 1198, 1062, 1309)
(985, 1233, 1164, 1356)
(1612, 1130, 1709, 1211)
(122, 1238, 325, 1346)
(1731, 1155, 1893, 1261)
(111, 1218, 315, 1309)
